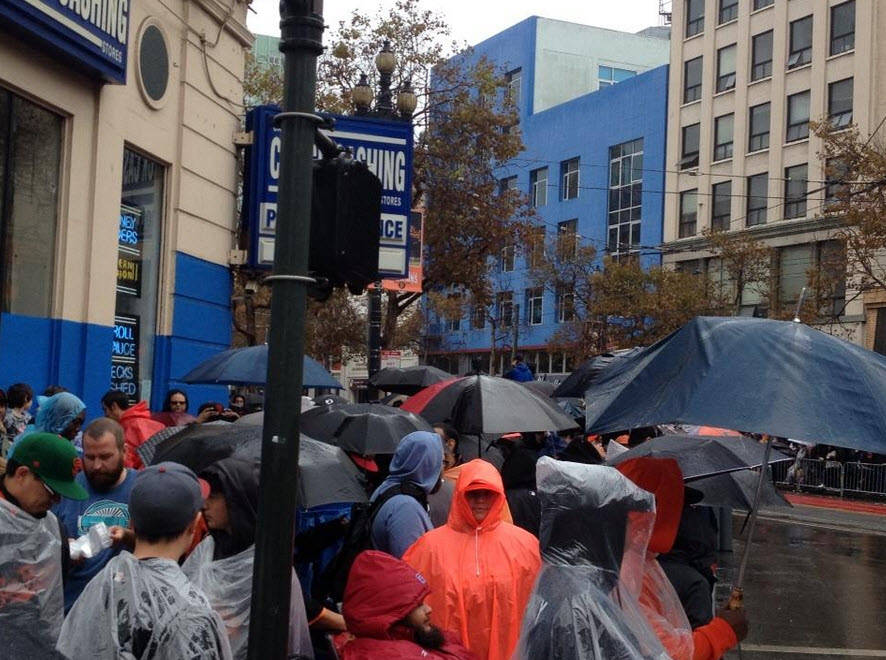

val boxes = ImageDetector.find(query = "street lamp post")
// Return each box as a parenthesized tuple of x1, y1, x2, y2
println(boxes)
(351, 41, 416, 398)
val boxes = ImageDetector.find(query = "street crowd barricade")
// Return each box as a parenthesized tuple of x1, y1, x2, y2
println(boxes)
(771, 458, 886, 498)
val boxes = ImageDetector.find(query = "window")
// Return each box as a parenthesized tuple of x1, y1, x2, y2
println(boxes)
(775, 242, 845, 314)
(497, 291, 514, 327)
(445, 295, 462, 332)
(754, 0, 774, 9)
(684, 57, 703, 103)
(117, 148, 165, 401)
(716, 45, 736, 93)
(746, 173, 769, 226)
(599, 66, 636, 88)
(784, 164, 808, 219)
(0, 89, 62, 317)
(686, 0, 704, 37)
(778, 244, 811, 308)
(831, 1, 855, 56)
(561, 158, 580, 200)
(471, 304, 486, 330)
(505, 68, 521, 108)
(608, 139, 644, 252)
(829, 78, 854, 129)
(749, 102, 770, 152)
(787, 91, 810, 142)
(555, 285, 575, 323)
(719, 0, 738, 24)
(526, 288, 544, 325)
(680, 123, 700, 169)
(557, 219, 578, 258)
(530, 168, 547, 207)
(816, 240, 847, 316)
(711, 181, 732, 231)
(500, 243, 515, 272)
(498, 176, 517, 195)
(751, 31, 773, 81)
(679, 189, 698, 238)
(714, 114, 734, 161)
(825, 158, 849, 208)
(788, 16, 813, 69)
(526, 226, 545, 268)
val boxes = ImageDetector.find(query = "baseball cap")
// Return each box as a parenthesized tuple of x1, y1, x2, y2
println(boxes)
(129, 462, 206, 537)
(12, 433, 87, 500)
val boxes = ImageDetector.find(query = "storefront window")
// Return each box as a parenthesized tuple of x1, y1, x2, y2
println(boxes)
(112, 148, 164, 402)
(0, 89, 62, 317)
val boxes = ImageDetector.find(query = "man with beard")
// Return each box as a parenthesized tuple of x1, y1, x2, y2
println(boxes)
(335, 550, 475, 659)
(54, 417, 137, 611)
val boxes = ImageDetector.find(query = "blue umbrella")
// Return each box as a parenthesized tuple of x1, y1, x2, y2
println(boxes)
(585, 316, 886, 454)
(181, 345, 343, 389)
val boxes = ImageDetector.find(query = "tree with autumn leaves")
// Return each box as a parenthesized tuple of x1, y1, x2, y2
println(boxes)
(236, 0, 533, 363)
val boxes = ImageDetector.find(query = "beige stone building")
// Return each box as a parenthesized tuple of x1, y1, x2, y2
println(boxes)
(0, 0, 251, 412)
(662, 0, 883, 346)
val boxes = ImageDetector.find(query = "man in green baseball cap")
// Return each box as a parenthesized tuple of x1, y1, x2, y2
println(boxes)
(0, 432, 88, 654)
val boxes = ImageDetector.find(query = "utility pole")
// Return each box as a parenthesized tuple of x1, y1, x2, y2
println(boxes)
(511, 303, 520, 363)
(247, 1, 323, 658)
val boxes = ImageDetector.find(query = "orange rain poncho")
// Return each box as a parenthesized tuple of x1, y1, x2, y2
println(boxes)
(403, 459, 541, 660)
(618, 457, 738, 660)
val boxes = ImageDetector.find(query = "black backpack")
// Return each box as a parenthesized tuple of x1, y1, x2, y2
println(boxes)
(313, 481, 427, 603)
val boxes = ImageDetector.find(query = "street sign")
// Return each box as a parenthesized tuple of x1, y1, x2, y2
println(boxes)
(244, 106, 414, 278)
(381, 350, 401, 369)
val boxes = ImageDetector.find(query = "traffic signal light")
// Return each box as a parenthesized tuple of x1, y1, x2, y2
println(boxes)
(309, 156, 382, 296)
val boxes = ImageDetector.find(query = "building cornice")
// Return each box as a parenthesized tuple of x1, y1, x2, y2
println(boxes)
(191, 0, 254, 47)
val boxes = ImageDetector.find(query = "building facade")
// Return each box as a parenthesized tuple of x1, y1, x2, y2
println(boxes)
(0, 0, 251, 415)
(663, 0, 877, 343)
(426, 17, 671, 376)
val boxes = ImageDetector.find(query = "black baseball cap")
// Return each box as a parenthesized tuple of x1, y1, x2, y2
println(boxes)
(129, 462, 209, 537)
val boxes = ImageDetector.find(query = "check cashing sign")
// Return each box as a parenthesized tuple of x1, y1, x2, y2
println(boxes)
(244, 105, 414, 279)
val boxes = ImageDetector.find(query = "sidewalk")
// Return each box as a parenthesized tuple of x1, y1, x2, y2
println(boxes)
(782, 492, 886, 516)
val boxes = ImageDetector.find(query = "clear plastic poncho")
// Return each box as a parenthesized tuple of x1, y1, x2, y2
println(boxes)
(0, 499, 64, 651)
(514, 458, 670, 660)
(182, 537, 313, 660)
(56, 551, 233, 660)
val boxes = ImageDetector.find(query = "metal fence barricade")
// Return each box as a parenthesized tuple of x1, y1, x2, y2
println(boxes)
(843, 462, 886, 497)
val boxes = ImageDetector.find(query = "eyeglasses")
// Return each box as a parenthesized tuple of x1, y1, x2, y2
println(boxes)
(32, 472, 57, 497)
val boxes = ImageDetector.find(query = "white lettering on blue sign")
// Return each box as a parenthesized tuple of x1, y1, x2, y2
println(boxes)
(269, 135, 281, 183)
(57, 0, 129, 45)
(353, 146, 406, 192)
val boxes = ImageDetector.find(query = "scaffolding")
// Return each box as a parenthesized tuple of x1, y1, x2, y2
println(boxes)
(659, 0, 672, 25)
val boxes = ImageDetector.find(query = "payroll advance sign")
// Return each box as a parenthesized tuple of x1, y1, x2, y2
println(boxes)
(0, 0, 130, 83)
(244, 106, 414, 278)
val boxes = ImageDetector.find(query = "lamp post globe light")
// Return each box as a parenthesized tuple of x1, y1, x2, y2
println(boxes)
(351, 41, 415, 396)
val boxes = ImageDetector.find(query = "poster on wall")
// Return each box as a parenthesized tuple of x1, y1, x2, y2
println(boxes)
(111, 314, 139, 402)
(117, 204, 143, 297)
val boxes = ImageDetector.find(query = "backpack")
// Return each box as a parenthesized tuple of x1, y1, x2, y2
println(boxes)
(313, 481, 427, 603)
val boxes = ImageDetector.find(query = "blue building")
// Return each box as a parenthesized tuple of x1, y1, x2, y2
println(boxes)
(426, 17, 670, 375)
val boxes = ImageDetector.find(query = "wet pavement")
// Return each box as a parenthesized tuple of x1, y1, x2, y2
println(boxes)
(720, 503, 886, 659)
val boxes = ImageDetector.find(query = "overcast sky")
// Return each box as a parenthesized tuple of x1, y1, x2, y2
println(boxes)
(247, 1, 665, 45)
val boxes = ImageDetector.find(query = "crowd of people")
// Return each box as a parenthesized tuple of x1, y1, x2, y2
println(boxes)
(0, 380, 751, 659)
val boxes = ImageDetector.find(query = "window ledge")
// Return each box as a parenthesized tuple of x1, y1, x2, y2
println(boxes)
(711, 157, 733, 165)
(746, 147, 770, 156)
(713, 88, 735, 99)
(748, 75, 772, 87)
(681, 98, 703, 109)
(683, 31, 704, 44)
(750, 4, 774, 16)
(717, 18, 738, 29)
(786, 62, 813, 74)
(826, 49, 855, 62)
(784, 138, 811, 147)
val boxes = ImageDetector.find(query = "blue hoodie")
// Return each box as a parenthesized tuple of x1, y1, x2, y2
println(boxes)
(370, 431, 443, 558)
(504, 362, 534, 382)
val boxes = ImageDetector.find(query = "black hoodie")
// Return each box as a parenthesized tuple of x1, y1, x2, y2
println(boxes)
(201, 457, 260, 561)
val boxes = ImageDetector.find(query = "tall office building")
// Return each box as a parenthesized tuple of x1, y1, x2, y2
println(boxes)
(663, 0, 881, 345)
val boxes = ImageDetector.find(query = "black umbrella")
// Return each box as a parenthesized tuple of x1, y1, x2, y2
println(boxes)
(691, 470, 791, 511)
(521, 379, 557, 397)
(553, 348, 643, 398)
(401, 375, 578, 435)
(299, 403, 432, 455)
(314, 393, 348, 407)
(136, 425, 188, 467)
(368, 365, 453, 395)
(148, 423, 367, 508)
(604, 434, 791, 480)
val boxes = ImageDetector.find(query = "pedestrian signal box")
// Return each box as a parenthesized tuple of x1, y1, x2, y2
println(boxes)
(309, 157, 382, 295)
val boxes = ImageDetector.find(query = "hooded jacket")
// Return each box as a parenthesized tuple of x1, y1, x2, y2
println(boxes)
(617, 458, 738, 660)
(337, 550, 475, 659)
(500, 449, 540, 537)
(503, 362, 533, 383)
(120, 401, 166, 469)
(370, 431, 443, 558)
(515, 458, 668, 660)
(403, 459, 541, 660)
(184, 456, 312, 659)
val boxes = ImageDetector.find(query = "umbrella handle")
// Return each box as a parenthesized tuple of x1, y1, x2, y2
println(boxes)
(728, 586, 743, 610)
